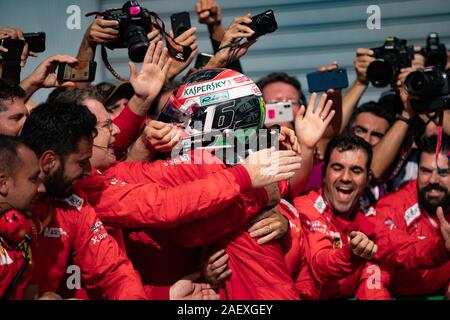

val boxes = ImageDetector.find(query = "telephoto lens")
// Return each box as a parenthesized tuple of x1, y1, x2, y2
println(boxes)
(405, 68, 449, 97)
(125, 24, 149, 62)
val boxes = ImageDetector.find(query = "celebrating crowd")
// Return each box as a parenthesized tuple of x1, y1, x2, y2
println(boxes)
(0, 0, 449, 300)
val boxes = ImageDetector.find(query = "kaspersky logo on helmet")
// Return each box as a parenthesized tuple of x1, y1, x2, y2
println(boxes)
(181, 79, 231, 98)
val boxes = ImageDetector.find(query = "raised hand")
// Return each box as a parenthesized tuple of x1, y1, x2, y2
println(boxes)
(205, 15, 256, 68)
(295, 92, 335, 149)
(278, 126, 301, 154)
(195, 0, 222, 26)
(0, 27, 31, 67)
(354, 48, 375, 85)
(166, 27, 199, 81)
(84, 18, 119, 46)
(20, 55, 78, 100)
(436, 207, 450, 252)
(129, 40, 172, 102)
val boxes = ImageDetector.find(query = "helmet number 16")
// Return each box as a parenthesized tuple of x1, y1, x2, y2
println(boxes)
(203, 101, 236, 132)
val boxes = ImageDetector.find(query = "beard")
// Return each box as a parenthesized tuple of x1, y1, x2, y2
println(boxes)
(418, 183, 450, 215)
(44, 162, 74, 199)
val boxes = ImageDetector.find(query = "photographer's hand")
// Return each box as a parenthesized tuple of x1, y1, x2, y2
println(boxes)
(354, 48, 375, 85)
(166, 28, 199, 83)
(85, 18, 119, 46)
(128, 40, 172, 116)
(205, 15, 256, 68)
(77, 18, 119, 63)
(20, 55, 78, 101)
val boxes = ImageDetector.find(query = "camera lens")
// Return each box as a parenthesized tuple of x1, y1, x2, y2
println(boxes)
(367, 60, 393, 87)
(125, 24, 149, 62)
(406, 70, 445, 97)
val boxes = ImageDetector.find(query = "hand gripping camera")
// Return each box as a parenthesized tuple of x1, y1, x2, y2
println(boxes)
(405, 67, 450, 113)
(367, 37, 414, 88)
(86, 1, 192, 72)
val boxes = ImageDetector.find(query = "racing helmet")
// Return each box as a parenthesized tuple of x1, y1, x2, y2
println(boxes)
(158, 68, 269, 163)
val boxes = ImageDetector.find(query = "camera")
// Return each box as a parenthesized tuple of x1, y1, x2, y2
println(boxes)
(405, 67, 450, 113)
(247, 10, 278, 40)
(421, 32, 448, 69)
(103, 1, 153, 62)
(367, 37, 414, 88)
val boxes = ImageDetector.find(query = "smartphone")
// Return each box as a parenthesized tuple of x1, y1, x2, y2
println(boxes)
(24, 32, 46, 53)
(307, 68, 349, 93)
(0, 39, 24, 84)
(195, 52, 213, 69)
(264, 102, 294, 125)
(171, 12, 191, 38)
(0, 38, 24, 61)
(57, 61, 97, 83)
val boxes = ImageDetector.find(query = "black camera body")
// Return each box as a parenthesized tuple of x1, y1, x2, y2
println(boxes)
(247, 10, 278, 40)
(367, 37, 414, 88)
(421, 32, 447, 69)
(405, 67, 450, 113)
(103, 1, 152, 62)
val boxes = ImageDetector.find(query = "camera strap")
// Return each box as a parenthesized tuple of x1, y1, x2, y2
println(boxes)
(100, 44, 127, 81)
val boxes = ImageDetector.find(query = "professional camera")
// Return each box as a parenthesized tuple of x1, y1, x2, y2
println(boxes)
(421, 32, 448, 69)
(405, 67, 450, 113)
(367, 37, 414, 88)
(102, 1, 153, 62)
(247, 10, 278, 40)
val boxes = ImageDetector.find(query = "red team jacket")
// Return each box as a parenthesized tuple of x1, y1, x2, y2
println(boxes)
(280, 199, 320, 299)
(29, 193, 147, 299)
(358, 180, 450, 299)
(294, 188, 379, 299)
(0, 244, 31, 299)
(78, 150, 298, 299)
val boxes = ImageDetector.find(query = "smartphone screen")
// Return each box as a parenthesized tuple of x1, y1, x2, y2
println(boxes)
(57, 61, 96, 82)
(307, 68, 349, 93)
(171, 12, 191, 38)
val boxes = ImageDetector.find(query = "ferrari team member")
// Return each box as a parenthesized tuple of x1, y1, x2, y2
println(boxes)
(358, 135, 450, 299)
(294, 134, 381, 299)
(0, 135, 46, 299)
(20, 102, 148, 300)
(116, 90, 334, 300)
(46, 84, 304, 300)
